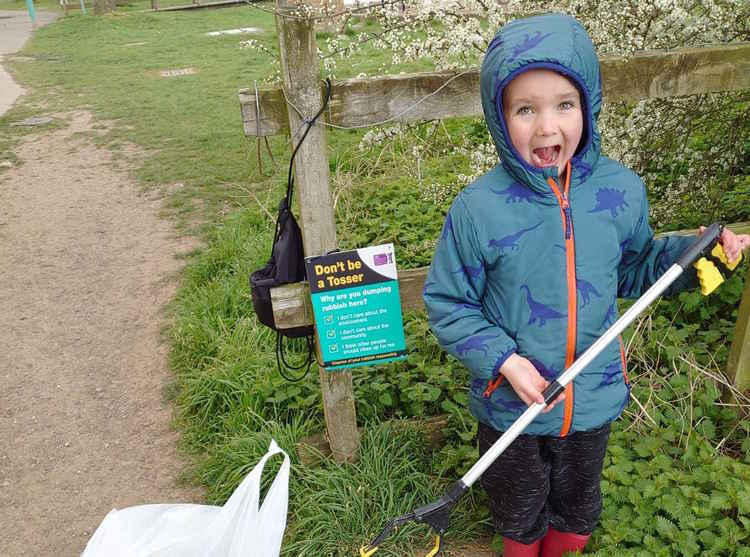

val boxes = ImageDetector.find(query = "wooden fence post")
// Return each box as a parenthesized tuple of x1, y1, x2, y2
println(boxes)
(275, 0, 360, 462)
(727, 264, 750, 393)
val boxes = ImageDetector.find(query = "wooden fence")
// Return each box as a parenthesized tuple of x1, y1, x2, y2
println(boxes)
(239, 5, 750, 460)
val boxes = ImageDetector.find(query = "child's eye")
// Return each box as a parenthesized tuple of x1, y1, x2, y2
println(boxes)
(516, 106, 532, 115)
(559, 101, 575, 110)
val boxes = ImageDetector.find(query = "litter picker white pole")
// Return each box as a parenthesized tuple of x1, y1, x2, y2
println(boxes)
(462, 263, 682, 486)
(361, 222, 725, 557)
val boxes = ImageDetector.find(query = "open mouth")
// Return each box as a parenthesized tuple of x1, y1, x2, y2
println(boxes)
(532, 145, 560, 167)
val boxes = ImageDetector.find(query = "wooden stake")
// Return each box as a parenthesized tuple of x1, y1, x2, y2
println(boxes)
(275, 0, 359, 462)
(727, 264, 750, 393)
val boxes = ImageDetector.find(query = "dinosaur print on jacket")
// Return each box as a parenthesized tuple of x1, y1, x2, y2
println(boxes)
(456, 334, 500, 356)
(491, 181, 540, 203)
(493, 395, 527, 413)
(453, 264, 484, 281)
(589, 188, 628, 218)
(520, 285, 565, 326)
(423, 13, 699, 436)
(601, 301, 617, 329)
(488, 221, 543, 251)
(507, 31, 553, 63)
(597, 361, 621, 388)
(471, 377, 487, 394)
(529, 358, 560, 381)
(655, 249, 670, 273)
(454, 300, 482, 311)
(577, 278, 602, 307)
(474, 379, 527, 417)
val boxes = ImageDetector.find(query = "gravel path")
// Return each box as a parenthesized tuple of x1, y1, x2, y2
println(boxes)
(0, 105, 202, 555)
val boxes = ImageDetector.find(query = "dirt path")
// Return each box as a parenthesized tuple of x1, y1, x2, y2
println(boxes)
(0, 110, 202, 556)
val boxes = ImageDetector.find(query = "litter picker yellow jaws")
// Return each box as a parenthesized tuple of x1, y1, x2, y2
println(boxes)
(360, 222, 742, 557)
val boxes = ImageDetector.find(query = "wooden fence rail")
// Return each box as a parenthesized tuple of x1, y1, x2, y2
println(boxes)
(239, 42, 750, 137)
(240, 23, 750, 460)
(272, 222, 750, 317)
(271, 223, 750, 392)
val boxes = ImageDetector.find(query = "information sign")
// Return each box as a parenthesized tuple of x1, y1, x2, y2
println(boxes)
(305, 244, 407, 370)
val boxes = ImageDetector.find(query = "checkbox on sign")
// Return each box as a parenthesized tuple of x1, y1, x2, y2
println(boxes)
(327, 330, 336, 339)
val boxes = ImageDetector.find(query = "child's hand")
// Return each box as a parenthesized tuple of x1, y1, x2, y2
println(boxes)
(499, 354, 565, 413)
(699, 226, 750, 263)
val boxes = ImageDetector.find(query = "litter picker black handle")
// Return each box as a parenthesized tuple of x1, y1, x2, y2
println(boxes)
(676, 222, 722, 269)
(361, 223, 724, 556)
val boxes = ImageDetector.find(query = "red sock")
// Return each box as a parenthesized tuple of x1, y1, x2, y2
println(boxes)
(503, 536, 541, 557)
(540, 528, 590, 557)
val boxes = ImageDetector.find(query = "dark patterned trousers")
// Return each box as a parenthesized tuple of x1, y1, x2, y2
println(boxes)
(477, 421, 611, 544)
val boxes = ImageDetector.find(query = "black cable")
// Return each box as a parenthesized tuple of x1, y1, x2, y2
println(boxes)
(286, 78, 333, 203)
(276, 333, 314, 382)
(268, 79, 333, 259)
(274, 78, 333, 382)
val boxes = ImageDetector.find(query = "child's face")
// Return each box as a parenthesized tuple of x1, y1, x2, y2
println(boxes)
(502, 69, 584, 178)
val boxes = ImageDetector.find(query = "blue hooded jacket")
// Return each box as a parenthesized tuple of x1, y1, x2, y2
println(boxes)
(423, 13, 697, 436)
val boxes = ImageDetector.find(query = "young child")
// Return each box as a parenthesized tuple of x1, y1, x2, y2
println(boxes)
(422, 12, 749, 557)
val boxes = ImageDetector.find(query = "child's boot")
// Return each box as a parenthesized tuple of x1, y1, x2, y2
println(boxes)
(540, 528, 589, 556)
(503, 536, 541, 557)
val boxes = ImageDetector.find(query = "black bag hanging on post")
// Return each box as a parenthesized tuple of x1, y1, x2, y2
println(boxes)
(250, 195, 315, 382)
(249, 79, 333, 380)
(250, 197, 312, 339)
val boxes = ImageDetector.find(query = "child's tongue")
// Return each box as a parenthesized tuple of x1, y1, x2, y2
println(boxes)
(533, 146, 559, 165)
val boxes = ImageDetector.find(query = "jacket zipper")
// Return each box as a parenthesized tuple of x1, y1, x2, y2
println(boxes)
(619, 336, 628, 384)
(484, 374, 504, 397)
(483, 164, 578, 426)
(546, 163, 577, 436)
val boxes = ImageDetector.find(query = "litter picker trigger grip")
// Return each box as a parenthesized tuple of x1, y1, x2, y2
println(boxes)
(694, 238, 743, 296)
(694, 257, 724, 295)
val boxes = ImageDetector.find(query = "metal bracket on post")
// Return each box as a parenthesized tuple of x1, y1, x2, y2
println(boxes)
(254, 80, 264, 175)
(253, 80, 276, 176)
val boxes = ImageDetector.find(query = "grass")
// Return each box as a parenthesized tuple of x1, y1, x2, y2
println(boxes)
(3, 3, 749, 555)
(1, 1, 432, 233)
(2, 2, 285, 231)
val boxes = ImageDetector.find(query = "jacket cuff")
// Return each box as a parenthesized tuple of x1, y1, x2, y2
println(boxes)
(492, 348, 516, 378)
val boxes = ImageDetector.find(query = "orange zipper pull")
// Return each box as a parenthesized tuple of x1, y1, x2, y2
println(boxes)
(484, 375, 504, 397)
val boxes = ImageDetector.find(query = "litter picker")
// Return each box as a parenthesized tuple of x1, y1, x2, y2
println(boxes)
(361, 222, 742, 557)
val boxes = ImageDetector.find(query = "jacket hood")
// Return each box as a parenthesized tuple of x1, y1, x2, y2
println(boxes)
(480, 13, 602, 195)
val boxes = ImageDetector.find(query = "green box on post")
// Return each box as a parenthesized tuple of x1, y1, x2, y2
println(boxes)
(305, 244, 407, 370)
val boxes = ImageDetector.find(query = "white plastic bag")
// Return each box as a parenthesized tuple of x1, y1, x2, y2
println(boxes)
(82, 439, 290, 557)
